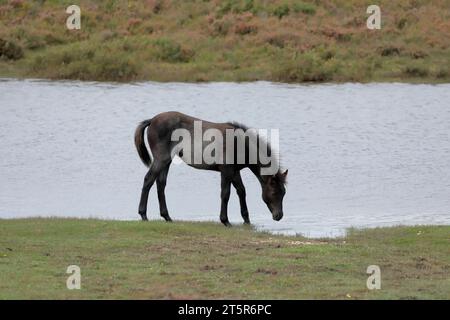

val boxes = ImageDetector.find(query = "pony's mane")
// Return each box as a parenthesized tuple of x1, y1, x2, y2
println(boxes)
(227, 121, 286, 185)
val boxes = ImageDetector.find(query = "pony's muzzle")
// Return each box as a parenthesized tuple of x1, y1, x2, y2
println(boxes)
(273, 212, 283, 221)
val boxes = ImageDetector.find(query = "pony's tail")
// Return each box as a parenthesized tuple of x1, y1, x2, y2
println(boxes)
(134, 119, 153, 167)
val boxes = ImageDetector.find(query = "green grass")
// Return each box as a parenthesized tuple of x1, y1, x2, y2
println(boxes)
(0, 0, 449, 83)
(0, 218, 449, 299)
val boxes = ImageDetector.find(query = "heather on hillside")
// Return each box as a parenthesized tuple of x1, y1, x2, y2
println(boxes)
(0, 0, 449, 82)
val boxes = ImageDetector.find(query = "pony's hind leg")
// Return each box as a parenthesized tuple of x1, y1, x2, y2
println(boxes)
(157, 162, 172, 222)
(138, 162, 161, 221)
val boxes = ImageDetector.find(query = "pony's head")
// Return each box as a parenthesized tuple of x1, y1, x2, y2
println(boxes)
(261, 169, 288, 221)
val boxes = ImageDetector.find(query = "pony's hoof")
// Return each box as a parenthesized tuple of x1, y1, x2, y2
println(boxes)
(222, 221, 232, 227)
(163, 216, 173, 222)
(139, 213, 148, 221)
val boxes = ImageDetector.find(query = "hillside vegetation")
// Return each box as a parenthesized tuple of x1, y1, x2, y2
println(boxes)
(0, 0, 449, 82)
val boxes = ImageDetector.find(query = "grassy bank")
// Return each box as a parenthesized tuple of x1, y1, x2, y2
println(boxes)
(0, 0, 449, 83)
(0, 218, 449, 299)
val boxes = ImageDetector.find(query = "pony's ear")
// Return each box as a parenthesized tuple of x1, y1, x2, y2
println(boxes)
(282, 169, 288, 177)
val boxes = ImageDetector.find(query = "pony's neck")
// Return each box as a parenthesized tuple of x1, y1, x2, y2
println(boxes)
(247, 138, 277, 185)
(250, 164, 270, 185)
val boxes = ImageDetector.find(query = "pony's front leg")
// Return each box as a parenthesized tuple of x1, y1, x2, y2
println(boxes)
(232, 172, 250, 224)
(220, 171, 232, 227)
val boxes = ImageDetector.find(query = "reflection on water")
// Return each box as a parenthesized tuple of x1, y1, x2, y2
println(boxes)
(0, 79, 449, 237)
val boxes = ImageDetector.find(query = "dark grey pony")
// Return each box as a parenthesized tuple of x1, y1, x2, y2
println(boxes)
(134, 111, 287, 226)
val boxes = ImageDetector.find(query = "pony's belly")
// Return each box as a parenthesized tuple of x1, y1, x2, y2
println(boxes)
(176, 144, 224, 171)
(185, 162, 220, 171)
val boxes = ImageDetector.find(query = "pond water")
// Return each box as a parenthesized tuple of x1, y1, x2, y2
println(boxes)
(1, 79, 449, 237)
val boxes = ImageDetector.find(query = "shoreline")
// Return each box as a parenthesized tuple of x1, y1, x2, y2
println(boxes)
(2, 215, 449, 239)
(1, 75, 449, 86)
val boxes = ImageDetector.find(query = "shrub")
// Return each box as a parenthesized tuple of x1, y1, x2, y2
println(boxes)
(30, 44, 138, 81)
(397, 17, 408, 29)
(9, 0, 24, 9)
(264, 32, 301, 48)
(209, 16, 233, 36)
(242, 0, 254, 12)
(379, 46, 401, 57)
(93, 54, 138, 81)
(273, 53, 338, 82)
(43, 33, 65, 46)
(292, 2, 316, 15)
(147, 0, 164, 14)
(59, 56, 138, 82)
(436, 68, 449, 79)
(99, 30, 117, 42)
(0, 38, 23, 60)
(217, 0, 236, 16)
(216, 0, 255, 16)
(234, 22, 257, 35)
(127, 18, 143, 32)
(319, 48, 335, 61)
(24, 34, 46, 50)
(319, 28, 352, 42)
(154, 38, 194, 63)
(403, 65, 429, 77)
(409, 50, 428, 59)
(272, 4, 290, 19)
